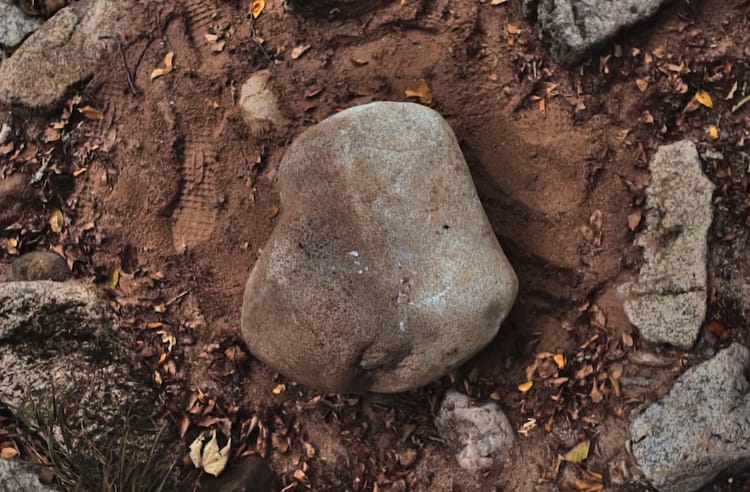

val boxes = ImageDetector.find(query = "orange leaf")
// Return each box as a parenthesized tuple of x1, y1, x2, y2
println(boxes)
(78, 105, 104, 120)
(694, 90, 713, 108)
(553, 354, 565, 369)
(707, 125, 719, 140)
(404, 80, 433, 105)
(151, 52, 174, 80)
(251, 0, 265, 18)
(518, 380, 533, 393)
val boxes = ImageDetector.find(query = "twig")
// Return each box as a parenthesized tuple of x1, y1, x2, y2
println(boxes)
(99, 33, 139, 96)
(165, 290, 189, 306)
(732, 93, 750, 113)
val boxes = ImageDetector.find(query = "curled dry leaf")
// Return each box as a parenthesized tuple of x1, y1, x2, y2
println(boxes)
(251, 0, 265, 18)
(78, 105, 104, 120)
(518, 380, 533, 392)
(151, 52, 174, 80)
(553, 354, 565, 369)
(272, 383, 286, 394)
(404, 80, 433, 105)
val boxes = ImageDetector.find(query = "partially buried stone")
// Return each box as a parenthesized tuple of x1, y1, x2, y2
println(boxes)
(241, 102, 518, 393)
(436, 390, 515, 473)
(630, 343, 750, 492)
(9, 251, 70, 281)
(618, 141, 714, 349)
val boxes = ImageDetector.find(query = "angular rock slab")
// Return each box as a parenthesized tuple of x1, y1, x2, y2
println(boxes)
(618, 141, 714, 348)
(526, 0, 669, 65)
(630, 344, 750, 492)
(0, 281, 156, 440)
(436, 390, 515, 472)
(241, 102, 518, 393)
(0, 0, 132, 109)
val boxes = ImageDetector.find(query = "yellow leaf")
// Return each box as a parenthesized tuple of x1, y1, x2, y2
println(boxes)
(518, 380, 533, 393)
(202, 431, 231, 477)
(189, 433, 205, 468)
(49, 208, 64, 233)
(272, 383, 286, 395)
(564, 439, 591, 463)
(490, 0, 508, 4)
(707, 125, 719, 140)
(404, 79, 433, 105)
(105, 267, 120, 291)
(78, 105, 103, 120)
(251, 0, 265, 18)
(553, 354, 565, 369)
(694, 90, 713, 108)
(151, 52, 174, 80)
(1, 447, 18, 459)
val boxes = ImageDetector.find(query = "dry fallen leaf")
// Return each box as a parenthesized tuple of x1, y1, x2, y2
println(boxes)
(627, 210, 642, 231)
(251, 0, 265, 18)
(49, 209, 64, 233)
(291, 44, 311, 60)
(518, 380, 534, 393)
(404, 80, 433, 105)
(506, 23, 520, 34)
(189, 433, 206, 468)
(202, 431, 231, 477)
(694, 90, 714, 108)
(1, 447, 18, 459)
(575, 478, 604, 492)
(105, 267, 120, 291)
(272, 384, 286, 395)
(78, 105, 104, 120)
(707, 125, 719, 140)
(490, 0, 508, 4)
(563, 439, 591, 463)
(635, 78, 649, 93)
(304, 442, 316, 458)
(553, 354, 565, 369)
(151, 52, 175, 80)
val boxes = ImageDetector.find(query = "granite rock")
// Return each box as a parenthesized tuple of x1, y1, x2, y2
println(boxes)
(0, 0, 42, 50)
(241, 102, 518, 393)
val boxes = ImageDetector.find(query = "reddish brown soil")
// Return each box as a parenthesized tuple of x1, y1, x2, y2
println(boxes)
(1, 0, 749, 490)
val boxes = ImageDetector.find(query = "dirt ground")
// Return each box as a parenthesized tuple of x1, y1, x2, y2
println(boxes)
(1, 0, 750, 490)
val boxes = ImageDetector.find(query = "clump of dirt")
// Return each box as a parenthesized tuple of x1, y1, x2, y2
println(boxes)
(1, 0, 749, 490)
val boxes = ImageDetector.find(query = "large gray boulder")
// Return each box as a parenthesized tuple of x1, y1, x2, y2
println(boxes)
(0, 0, 42, 50)
(618, 141, 714, 349)
(0, 281, 156, 439)
(526, 0, 670, 65)
(0, 0, 132, 109)
(241, 102, 518, 393)
(630, 343, 750, 492)
(436, 390, 515, 473)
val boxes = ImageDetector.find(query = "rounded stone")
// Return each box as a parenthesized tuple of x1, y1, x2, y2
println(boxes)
(241, 102, 518, 393)
(10, 251, 70, 281)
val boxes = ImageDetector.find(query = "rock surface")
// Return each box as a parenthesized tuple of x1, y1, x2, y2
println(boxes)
(9, 251, 70, 281)
(0, 281, 156, 441)
(0, 459, 54, 492)
(435, 390, 515, 473)
(526, 0, 669, 65)
(0, 0, 42, 50)
(618, 141, 714, 348)
(630, 343, 750, 492)
(241, 102, 518, 393)
(0, 0, 131, 109)
(239, 70, 288, 136)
